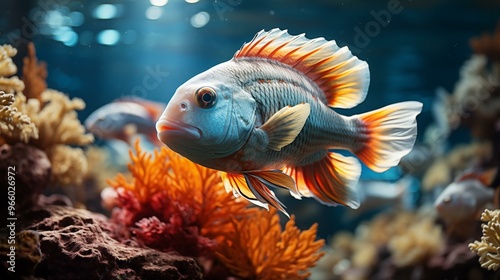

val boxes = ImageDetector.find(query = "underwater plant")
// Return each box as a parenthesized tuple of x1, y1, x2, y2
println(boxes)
(469, 209, 500, 271)
(107, 139, 325, 278)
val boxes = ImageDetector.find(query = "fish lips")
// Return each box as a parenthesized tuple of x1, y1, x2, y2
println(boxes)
(156, 119, 201, 141)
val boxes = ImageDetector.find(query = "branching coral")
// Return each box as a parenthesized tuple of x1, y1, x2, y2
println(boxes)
(469, 209, 500, 271)
(0, 45, 24, 93)
(0, 44, 17, 76)
(22, 42, 47, 105)
(108, 140, 326, 278)
(107, 139, 251, 256)
(48, 145, 88, 187)
(29, 89, 93, 150)
(0, 91, 38, 144)
(388, 217, 444, 267)
(0, 44, 93, 187)
(215, 209, 325, 280)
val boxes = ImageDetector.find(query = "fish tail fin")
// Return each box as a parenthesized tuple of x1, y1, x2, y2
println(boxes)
(283, 152, 361, 208)
(353, 101, 423, 172)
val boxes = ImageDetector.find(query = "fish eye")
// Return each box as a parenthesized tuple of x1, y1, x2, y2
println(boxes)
(195, 87, 217, 109)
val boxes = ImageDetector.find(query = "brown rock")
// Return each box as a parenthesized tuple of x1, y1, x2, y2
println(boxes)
(0, 143, 51, 217)
(18, 205, 202, 280)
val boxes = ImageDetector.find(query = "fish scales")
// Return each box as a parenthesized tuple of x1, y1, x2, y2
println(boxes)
(234, 58, 361, 167)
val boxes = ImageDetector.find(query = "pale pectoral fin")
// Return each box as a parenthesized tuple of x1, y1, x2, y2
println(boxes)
(221, 170, 299, 217)
(260, 103, 310, 151)
(283, 152, 361, 208)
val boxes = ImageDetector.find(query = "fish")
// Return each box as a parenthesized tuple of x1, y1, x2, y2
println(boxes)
(434, 168, 497, 225)
(85, 98, 165, 145)
(353, 176, 416, 215)
(156, 28, 423, 216)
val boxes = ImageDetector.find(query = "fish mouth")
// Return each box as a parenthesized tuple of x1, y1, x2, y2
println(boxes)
(156, 119, 201, 140)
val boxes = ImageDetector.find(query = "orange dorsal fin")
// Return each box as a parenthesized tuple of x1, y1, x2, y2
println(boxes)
(456, 168, 498, 187)
(221, 170, 299, 217)
(283, 152, 361, 208)
(234, 28, 370, 109)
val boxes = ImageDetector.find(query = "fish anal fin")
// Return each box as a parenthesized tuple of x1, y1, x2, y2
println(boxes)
(260, 103, 310, 151)
(234, 28, 369, 109)
(283, 152, 361, 208)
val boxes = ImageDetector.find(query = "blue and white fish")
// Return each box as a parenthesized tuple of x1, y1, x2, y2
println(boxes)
(156, 28, 422, 216)
(85, 98, 165, 144)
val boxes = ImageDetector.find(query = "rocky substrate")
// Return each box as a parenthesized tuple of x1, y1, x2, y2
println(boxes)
(1, 204, 203, 280)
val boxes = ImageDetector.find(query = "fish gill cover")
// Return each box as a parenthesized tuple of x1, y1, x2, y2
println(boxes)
(106, 139, 325, 279)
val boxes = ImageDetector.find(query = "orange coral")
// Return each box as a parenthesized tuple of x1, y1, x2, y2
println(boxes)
(107, 139, 251, 240)
(470, 22, 500, 61)
(108, 140, 326, 278)
(216, 209, 325, 280)
(21, 42, 47, 105)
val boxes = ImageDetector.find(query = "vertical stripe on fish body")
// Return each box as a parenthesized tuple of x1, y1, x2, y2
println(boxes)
(156, 28, 423, 216)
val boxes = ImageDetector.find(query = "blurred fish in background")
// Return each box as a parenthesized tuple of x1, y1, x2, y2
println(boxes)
(85, 98, 165, 145)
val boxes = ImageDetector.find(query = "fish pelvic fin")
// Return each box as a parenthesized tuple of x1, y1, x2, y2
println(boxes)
(234, 28, 369, 109)
(353, 101, 423, 172)
(260, 103, 310, 151)
(221, 170, 300, 217)
(283, 152, 361, 208)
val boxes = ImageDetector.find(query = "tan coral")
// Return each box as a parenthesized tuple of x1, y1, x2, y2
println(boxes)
(0, 45, 25, 93)
(47, 145, 88, 187)
(388, 217, 444, 267)
(0, 91, 38, 144)
(0, 76, 25, 93)
(84, 146, 119, 191)
(29, 89, 93, 150)
(0, 44, 18, 77)
(469, 209, 500, 271)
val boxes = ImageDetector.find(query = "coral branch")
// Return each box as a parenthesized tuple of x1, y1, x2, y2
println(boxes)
(469, 209, 500, 271)
(0, 91, 38, 144)
(215, 209, 325, 280)
(22, 42, 47, 106)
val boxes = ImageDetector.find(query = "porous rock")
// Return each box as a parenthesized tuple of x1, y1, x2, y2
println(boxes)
(20, 205, 202, 280)
(0, 143, 51, 216)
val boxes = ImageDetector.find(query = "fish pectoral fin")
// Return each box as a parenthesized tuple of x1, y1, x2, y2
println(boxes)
(221, 170, 298, 217)
(283, 152, 361, 209)
(260, 103, 310, 151)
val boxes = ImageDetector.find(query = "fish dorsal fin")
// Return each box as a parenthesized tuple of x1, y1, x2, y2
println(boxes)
(115, 97, 165, 120)
(234, 28, 370, 109)
(457, 168, 498, 187)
